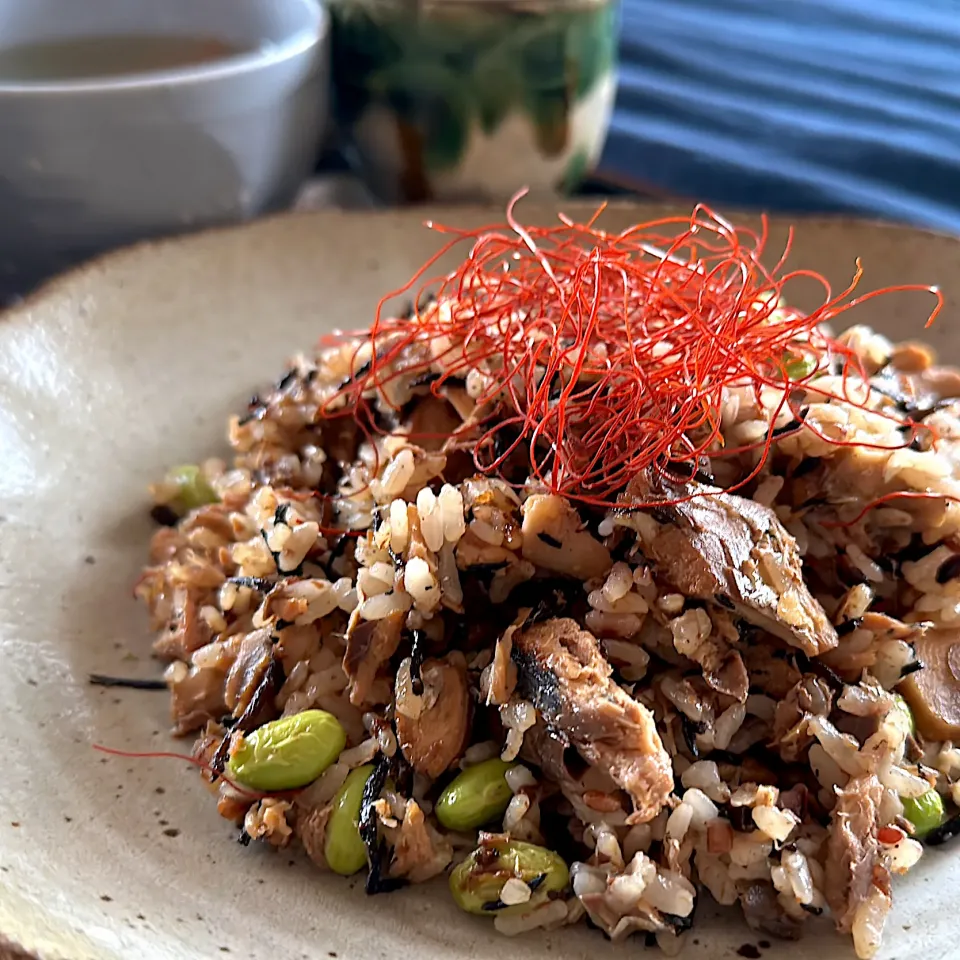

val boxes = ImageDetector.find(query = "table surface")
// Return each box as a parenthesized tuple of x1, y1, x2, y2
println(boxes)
(604, 0, 960, 232)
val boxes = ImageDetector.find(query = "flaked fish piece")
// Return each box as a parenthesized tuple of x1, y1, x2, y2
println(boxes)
(170, 664, 228, 736)
(296, 803, 332, 870)
(511, 617, 673, 823)
(771, 675, 834, 762)
(619, 471, 837, 656)
(520, 721, 629, 824)
(825, 774, 888, 935)
(385, 799, 453, 882)
(152, 586, 215, 660)
(485, 612, 526, 707)
(668, 607, 749, 701)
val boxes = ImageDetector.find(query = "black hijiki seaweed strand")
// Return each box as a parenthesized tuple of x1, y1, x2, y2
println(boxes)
(772, 403, 809, 441)
(275, 368, 298, 392)
(835, 617, 863, 637)
(656, 453, 715, 487)
(261, 503, 307, 576)
(89, 674, 167, 690)
(149, 505, 180, 527)
(681, 716, 707, 758)
(360, 751, 406, 895)
(409, 629, 427, 695)
(660, 889, 697, 935)
(898, 659, 924, 679)
(936, 554, 960, 585)
(536, 531, 563, 550)
(237, 394, 268, 426)
(726, 802, 753, 833)
(226, 576, 276, 593)
(663, 910, 695, 934)
(792, 650, 844, 691)
(923, 811, 960, 846)
(325, 534, 352, 579)
(526, 872, 548, 893)
(894, 535, 938, 566)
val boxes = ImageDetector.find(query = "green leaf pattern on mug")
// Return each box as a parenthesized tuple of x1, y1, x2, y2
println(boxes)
(330, 0, 617, 188)
(473, 45, 523, 135)
(367, 60, 473, 171)
(561, 146, 591, 194)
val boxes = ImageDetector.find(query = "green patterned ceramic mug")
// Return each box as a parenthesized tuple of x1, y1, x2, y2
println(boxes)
(330, 0, 618, 202)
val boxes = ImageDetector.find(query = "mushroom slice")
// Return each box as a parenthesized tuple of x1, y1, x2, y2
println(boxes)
(396, 652, 471, 777)
(521, 494, 612, 581)
(900, 628, 960, 739)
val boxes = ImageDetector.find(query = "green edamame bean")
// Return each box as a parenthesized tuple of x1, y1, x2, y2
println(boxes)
(435, 758, 516, 831)
(891, 693, 916, 737)
(449, 840, 569, 916)
(325, 764, 375, 876)
(226, 710, 346, 792)
(167, 464, 218, 512)
(901, 788, 946, 838)
(783, 354, 817, 381)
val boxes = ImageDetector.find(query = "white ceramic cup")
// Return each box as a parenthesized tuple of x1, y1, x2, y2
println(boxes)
(0, 0, 329, 288)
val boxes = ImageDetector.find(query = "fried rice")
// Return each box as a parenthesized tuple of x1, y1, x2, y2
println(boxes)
(135, 211, 960, 959)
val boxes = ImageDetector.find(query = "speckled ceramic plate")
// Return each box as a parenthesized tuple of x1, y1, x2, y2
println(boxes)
(2, 204, 959, 960)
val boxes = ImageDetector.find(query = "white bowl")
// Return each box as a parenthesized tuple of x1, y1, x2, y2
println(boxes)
(0, 0, 329, 288)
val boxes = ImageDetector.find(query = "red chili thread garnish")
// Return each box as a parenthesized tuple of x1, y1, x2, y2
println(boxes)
(317, 525, 363, 538)
(316, 190, 943, 511)
(821, 490, 960, 529)
(92, 744, 268, 801)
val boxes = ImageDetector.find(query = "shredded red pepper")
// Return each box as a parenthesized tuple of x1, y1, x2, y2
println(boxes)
(321, 192, 943, 509)
(93, 743, 270, 801)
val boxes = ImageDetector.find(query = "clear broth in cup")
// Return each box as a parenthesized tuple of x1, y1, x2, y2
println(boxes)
(0, 34, 249, 82)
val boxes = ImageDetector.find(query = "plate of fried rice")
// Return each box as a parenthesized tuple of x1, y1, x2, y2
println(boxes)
(2, 199, 960, 960)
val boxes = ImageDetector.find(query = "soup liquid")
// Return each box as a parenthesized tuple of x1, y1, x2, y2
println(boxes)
(0, 34, 247, 81)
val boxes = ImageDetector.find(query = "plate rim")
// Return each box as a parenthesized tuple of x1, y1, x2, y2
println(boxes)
(2, 200, 958, 960)
(2, 200, 946, 330)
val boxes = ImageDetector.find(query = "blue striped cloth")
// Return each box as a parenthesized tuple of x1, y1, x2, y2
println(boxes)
(598, 0, 960, 232)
